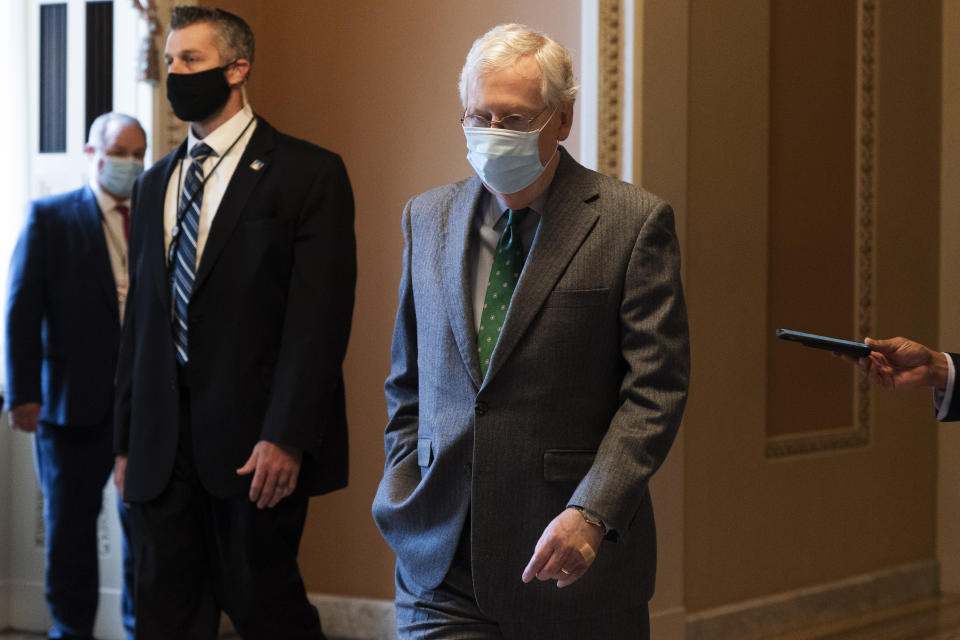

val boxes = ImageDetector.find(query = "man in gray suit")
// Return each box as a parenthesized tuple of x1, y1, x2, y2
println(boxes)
(372, 23, 690, 639)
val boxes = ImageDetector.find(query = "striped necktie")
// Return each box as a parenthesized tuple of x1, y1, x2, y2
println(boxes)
(477, 207, 529, 378)
(172, 142, 214, 364)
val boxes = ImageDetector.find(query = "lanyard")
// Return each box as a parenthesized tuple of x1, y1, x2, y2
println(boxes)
(166, 116, 256, 280)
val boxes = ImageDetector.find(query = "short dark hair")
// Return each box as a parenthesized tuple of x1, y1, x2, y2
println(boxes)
(169, 6, 255, 65)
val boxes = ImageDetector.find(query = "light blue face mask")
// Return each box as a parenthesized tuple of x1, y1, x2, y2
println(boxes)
(100, 156, 144, 197)
(463, 108, 559, 194)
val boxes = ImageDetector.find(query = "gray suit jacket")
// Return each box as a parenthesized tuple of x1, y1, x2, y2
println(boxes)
(372, 148, 690, 622)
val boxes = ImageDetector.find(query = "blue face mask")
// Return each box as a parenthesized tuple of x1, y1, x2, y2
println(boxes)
(463, 108, 559, 194)
(100, 156, 144, 197)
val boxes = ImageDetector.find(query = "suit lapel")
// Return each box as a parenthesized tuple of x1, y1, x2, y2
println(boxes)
(441, 177, 486, 388)
(148, 142, 186, 311)
(77, 186, 120, 320)
(483, 150, 601, 383)
(193, 118, 274, 291)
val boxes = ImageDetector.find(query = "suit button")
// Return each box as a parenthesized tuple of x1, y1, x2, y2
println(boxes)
(464, 463, 472, 477)
(475, 401, 488, 416)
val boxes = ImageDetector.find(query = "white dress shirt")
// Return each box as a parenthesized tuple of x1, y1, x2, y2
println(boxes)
(936, 353, 956, 420)
(163, 102, 258, 264)
(90, 179, 130, 323)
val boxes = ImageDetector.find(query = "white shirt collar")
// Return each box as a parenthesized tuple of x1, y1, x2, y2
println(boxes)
(486, 190, 549, 228)
(187, 102, 255, 158)
(88, 178, 129, 216)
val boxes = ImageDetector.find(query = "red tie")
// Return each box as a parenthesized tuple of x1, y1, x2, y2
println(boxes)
(115, 204, 130, 241)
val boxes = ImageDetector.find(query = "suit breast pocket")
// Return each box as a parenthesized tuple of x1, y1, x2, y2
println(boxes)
(543, 449, 597, 482)
(536, 288, 613, 349)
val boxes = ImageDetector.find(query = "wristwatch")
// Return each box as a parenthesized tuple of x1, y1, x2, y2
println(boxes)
(575, 507, 607, 533)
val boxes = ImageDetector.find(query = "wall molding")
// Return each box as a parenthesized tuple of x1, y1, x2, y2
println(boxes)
(150, 0, 191, 160)
(686, 559, 938, 639)
(596, 0, 622, 178)
(766, 0, 877, 458)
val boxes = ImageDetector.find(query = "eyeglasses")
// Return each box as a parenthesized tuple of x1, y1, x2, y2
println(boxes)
(460, 105, 553, 133)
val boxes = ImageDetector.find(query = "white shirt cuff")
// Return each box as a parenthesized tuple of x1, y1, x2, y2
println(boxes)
(935, 353, 956, 421)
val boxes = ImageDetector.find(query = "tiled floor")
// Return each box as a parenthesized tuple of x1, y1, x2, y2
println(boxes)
(5, 598, 960, 639)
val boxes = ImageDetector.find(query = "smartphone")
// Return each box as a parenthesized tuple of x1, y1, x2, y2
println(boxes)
(775, 328, 872, 358)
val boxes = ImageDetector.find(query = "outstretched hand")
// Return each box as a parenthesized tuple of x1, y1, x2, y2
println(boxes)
(854, 337, 949, 391)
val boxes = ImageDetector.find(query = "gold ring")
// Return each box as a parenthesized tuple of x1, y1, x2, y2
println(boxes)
(560, 568, 571, 575)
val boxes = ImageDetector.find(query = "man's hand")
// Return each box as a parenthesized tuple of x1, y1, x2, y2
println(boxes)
(522, 508, 605, 588)
(8, 402, 41, 432)
(855, 337, 949, 390)
(114, 455, 129, 505)
(236, 440, 303, 509)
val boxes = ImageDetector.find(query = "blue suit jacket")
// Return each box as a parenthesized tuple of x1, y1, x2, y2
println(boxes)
(5, 186, 121, 426)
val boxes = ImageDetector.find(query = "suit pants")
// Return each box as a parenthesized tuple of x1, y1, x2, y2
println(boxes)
(34, 421, 136, 640)
(127, 388, 324, 640)
(394, 515, 650, 640)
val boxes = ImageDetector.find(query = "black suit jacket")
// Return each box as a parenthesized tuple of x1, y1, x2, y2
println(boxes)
(115, 117, 355, 502)
(5, 186, 121, 426)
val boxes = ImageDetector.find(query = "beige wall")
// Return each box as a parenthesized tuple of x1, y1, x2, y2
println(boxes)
(684, 0, 941, 612)
(189, 0, 948, 619)
(938, 0, 960, 594)
(199, 0, 581, 600)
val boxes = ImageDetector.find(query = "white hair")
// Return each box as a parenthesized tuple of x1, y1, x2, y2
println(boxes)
(458, 23, 579, 109)
(87, 112, 145, 150)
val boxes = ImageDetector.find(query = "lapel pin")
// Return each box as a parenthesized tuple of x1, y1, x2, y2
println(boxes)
(250, 159, 265, 171)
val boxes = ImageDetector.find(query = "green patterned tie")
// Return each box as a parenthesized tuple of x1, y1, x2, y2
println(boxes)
(478, 208, 530, 377)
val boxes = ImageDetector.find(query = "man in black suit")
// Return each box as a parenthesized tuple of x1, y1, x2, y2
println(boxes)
(113, 7, 355, 639)
(854, 336, 959, 421)
(6, 111, 143, 640)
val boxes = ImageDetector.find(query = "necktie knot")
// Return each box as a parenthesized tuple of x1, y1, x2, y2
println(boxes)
(190, 142, 214, 163)
(500, 207, 529, 252)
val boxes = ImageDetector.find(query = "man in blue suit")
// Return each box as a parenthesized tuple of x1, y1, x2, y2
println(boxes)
(5, 112, 144, 640)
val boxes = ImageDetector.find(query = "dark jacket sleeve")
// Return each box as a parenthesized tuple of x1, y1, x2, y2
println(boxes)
(259, 152, 356, 451)
(5, 202, 46, 410)
(113, 180, 143, 454)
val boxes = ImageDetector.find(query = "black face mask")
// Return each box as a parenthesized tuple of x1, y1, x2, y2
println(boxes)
(166, 63, 234, 122)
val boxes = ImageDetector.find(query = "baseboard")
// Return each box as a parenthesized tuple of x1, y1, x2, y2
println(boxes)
(217, 593, 395, 639)
(309, 593, 396, 640)
(1, 580, 126, 640)
(3, 561, 937, 640)
(650, 605, 686, 639)
(686, 559, 939, 639)
(3, 580, 48, 634)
